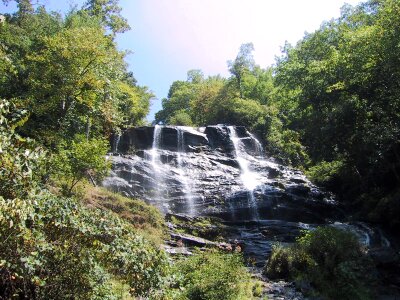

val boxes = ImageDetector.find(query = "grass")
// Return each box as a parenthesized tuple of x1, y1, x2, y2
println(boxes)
(83, 186, 166, 245)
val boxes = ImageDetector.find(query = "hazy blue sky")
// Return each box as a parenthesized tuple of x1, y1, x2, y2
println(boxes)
(1, 0, 362, 121)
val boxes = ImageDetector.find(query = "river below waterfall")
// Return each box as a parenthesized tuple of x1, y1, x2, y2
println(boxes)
(103, 125, 393, 266)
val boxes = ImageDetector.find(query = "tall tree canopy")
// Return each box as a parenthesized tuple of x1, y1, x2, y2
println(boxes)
(0, 0, 151, 145)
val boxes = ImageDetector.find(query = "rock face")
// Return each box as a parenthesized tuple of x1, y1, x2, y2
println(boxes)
(103, 125, 391, 265)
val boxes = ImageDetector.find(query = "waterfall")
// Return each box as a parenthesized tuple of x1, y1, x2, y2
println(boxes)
(246, 130, 264, 157)
(113, 133, 121, 153)
(149, 125, 164, 200)
(151, 125, 161, 169)
(177, 127, 196, 216)
(228, 126, 260, 220)
(104, 125, 394, 268)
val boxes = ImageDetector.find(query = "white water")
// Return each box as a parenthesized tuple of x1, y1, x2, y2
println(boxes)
(149, 125, 164, 201)
(113, 134, 121, 153)
(151, 125, 162, 170)
(246, 130, 264, 157)
(228, 126, 260, 220)
(177, 127, 196, 216)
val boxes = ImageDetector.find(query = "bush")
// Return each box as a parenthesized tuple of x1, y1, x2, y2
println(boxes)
(266, 127, 310, 167)
(84, 187, 166, 245)
(265, 226, 374, 300)
(0, 193, 168, 299)
(0, 99, 46, 199)
(52, 135, 111, 194)
(306, 159, 345, 187)
(172, 250, 254, 300)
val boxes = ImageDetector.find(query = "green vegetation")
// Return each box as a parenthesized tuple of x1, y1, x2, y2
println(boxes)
(265, 227, 375, 300)
(171, 250, 256, 300)
(0, 99, 168, 299)
(53, 136, 111, 194)
(2, 0, 400, 298)
(84, 187, 167, 245)
(0, 2, 257, 299)
(0, 192, 168, 299)
(168, 215, 229, 241)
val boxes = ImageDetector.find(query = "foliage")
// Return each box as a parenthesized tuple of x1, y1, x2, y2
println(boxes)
(84, 0, 131, 34)
(0, 4, 167, 298)
(0, 98, 168, 299)
(306, 159, 346, 186)
(0, 4, 151, 145)
(227, 42, 255, 98)
(267, 127, 310, 167)
(169, 109, 194, 126)
(84, 187, 166, 245)
(171, 250, 254, 300)
(0, 192, 168, 299)
(52, 135, 111, 194)
(265, 227, 375, 300)
(156, 61, 276, 140)
(274, 0, 400, 212)
(0, 99, 45, 199)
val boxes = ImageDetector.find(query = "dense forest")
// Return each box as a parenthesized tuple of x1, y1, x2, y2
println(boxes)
(0, 0, 399, 299)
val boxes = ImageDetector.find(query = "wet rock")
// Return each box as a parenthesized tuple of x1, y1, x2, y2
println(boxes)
(104, 125, 349, 266)
(115, 126, 154, 152)
(170, 232, 217, 247)
(204, 125, 234, 152)
(264, 280, 305, 300)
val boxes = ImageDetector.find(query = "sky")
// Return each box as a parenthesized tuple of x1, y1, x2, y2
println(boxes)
(1, 0, 363, 121)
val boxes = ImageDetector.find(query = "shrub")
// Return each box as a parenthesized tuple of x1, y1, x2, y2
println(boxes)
(265, 226, 374, 300)
(266, 126, 310, 168)
(172, 250, 254, 300)
(264, 244, 291, 279)
(0, 193, 168, 299)
(52, 135, 111, 194)
(0, 98, 169, 299)
(0, 99, 46, 199)
(84, 187, 166, 244)
(306, 159, 345, 187)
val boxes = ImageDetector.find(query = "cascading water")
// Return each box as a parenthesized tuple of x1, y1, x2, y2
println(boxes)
(149, 125, 164, 200)
(104, 125, 393, 267)
(151, 125, 161, 169)
(113, 133, 121, 153)
(247, 130, 264, 157)
(228, 126, 260, 220)
(177, 127, 196, 216)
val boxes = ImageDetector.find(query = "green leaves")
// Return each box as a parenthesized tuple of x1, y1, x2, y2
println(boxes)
(265, 227, 374, 300)
(0, 193, 168, 299)
(84, 0, 131, 34)
(172, 250, 253, 300)
(0, 6, 151, 144)
(0, 99, 45, 199)
(52, 135, 111, 194)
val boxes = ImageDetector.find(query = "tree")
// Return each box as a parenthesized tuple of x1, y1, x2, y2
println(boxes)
(53, 135, 110, 194)
(84, 0, 130, 34)
(273, 0, 400, 228)
(187, 69, 204, 84)
(228, 43, 255, 98)
(0, 99, 45, 199)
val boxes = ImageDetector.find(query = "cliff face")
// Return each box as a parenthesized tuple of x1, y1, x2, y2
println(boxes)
(106, 125, 338, 221)
(103, 125, 388, 264)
